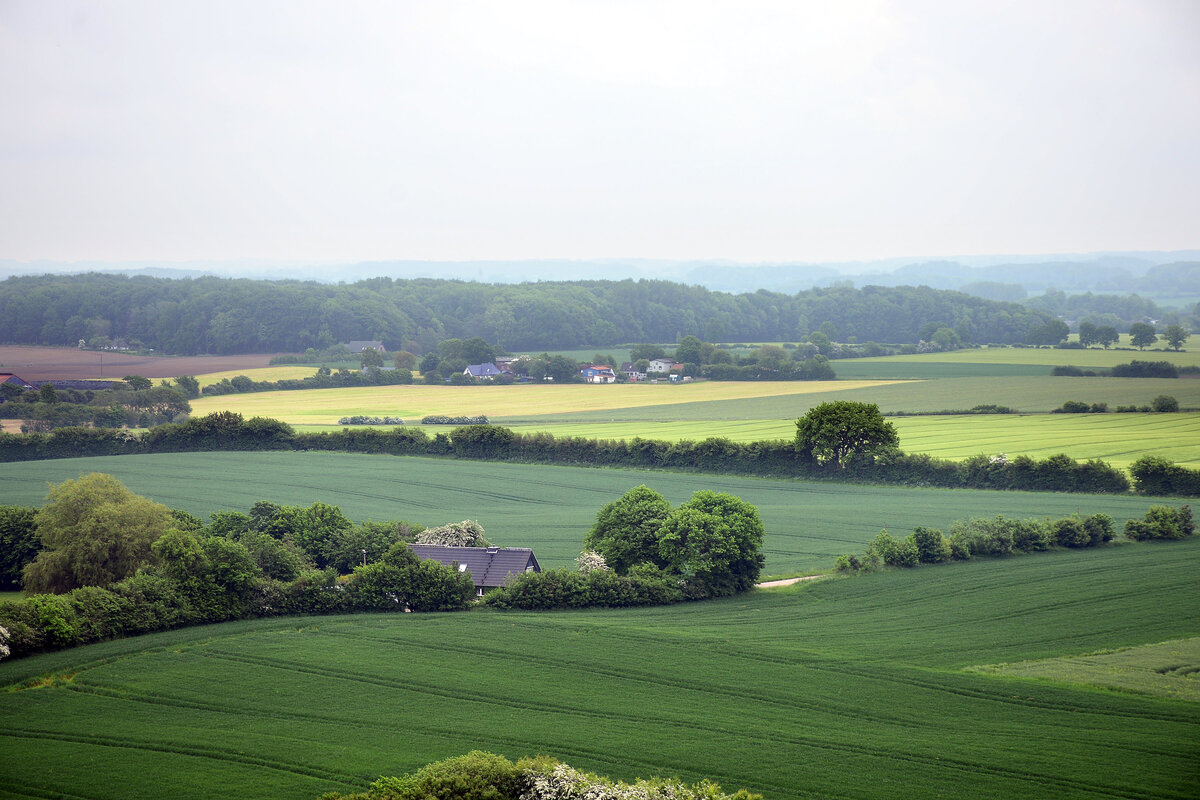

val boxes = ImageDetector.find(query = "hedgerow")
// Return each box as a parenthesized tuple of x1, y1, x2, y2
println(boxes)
(833, 507, 1188, 575)
(0, 413, 1145, 495)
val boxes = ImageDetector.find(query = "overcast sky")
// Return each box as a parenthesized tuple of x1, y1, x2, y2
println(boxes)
(1, 0, 1197, 265)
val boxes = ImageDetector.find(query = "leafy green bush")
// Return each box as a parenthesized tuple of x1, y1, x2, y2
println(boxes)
(1129, 456, 1200, 496)
(910, 527, 951, 564)
(1124, 505, 1195, 541)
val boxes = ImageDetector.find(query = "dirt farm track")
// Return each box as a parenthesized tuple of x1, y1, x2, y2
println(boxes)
(0, 346, 279, 381)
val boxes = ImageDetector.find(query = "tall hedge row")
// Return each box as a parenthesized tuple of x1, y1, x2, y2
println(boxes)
(0, 413, 1159, 495)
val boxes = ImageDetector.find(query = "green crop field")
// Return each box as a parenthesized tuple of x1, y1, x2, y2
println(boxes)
(1, 539, 1197, 800)
(969, 637, 1200, 702)
(0, 452, 1185, 578)
(851, 343, 1200, 368)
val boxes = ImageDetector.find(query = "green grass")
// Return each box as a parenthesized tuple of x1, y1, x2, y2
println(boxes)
(1, 539, 1197, 800)
(831, 361, 1053, 379)
(968, 637, 1200, 702)
(0, 452, 1186, 578)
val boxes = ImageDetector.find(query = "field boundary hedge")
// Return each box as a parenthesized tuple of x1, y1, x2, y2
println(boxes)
(0, 412, 1163, 495)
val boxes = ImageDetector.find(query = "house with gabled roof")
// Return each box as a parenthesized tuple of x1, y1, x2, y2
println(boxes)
(464, 362, 504, 380)
(0, 373, 35, 391)
(408, 545, 541, 596)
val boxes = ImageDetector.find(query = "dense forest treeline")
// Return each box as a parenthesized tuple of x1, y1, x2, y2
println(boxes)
(0, 273, 1058, 355)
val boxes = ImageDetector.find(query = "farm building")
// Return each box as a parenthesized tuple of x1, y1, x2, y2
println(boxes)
(0, 373, 35, 390)
(409, 545, 541, 596)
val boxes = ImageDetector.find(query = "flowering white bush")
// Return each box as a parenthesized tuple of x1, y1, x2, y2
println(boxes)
(416, 520, 491, 547)
(575, 550, 609, 573)
(988, 453, 1010, 465)
(522, 762, 755, 800)
(0, 625, 9, 661)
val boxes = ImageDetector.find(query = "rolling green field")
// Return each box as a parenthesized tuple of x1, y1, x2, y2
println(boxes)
(0, 452, 1186, 578)
(1, 539, 1197, 800)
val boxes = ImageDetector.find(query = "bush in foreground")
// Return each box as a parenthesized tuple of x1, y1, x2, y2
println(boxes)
(317, 750, 760, 800)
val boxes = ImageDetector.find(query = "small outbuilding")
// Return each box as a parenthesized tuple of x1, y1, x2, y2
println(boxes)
(408, 545, 541, 596)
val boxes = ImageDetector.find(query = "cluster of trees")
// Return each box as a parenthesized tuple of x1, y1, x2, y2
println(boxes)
(319, 750, 759, 800)
(0, 475, 486, 660)
(0, 376, 192, 431)
(486, 487, 765, 610)
(1025, 289, 1200, 337)
(0, 272, 1063, 354)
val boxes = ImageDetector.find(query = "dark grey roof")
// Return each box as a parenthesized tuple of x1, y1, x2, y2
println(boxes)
(408, 545, 541, 588)
(345, 340, 385, 351)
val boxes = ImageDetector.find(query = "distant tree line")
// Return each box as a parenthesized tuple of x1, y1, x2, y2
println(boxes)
(0, 272, 1061, 354)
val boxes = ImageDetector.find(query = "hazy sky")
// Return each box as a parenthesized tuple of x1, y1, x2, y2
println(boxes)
(2, 0, 1198, 264)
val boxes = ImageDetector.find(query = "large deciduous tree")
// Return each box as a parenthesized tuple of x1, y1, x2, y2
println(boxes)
(1129, 322, 1158, 350)
(795, 401, 899, 468)
(1163, 324, 1189, 351)
(583, 486, 672, 573)
(22, 473, 174, 593)
(656, 491, 765, 597)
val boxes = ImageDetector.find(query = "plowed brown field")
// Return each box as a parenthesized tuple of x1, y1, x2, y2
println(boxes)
(0, 345, 280, 381)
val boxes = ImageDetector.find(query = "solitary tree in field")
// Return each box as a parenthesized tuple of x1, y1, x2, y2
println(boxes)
(1129, 322, 1157, 350)
(1096, 325, 1120, 349)
(795, 401, 899, 468)
(1163, 324, 1189, 351)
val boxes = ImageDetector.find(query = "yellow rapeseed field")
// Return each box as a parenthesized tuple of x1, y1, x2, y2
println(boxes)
(188, 379, 904, 425)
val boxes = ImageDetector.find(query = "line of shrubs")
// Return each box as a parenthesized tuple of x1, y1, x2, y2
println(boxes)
(317, 750, 760, 800)
(1054, 395, 1179, 413)
(1052, 360, 1179, 378)
(420, 415, 489, 425)
(3, 412, 1175, 495)
(835, 505, 1193, 573)
(201, 366, 414, 396)
(338, 416, 405, 425)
